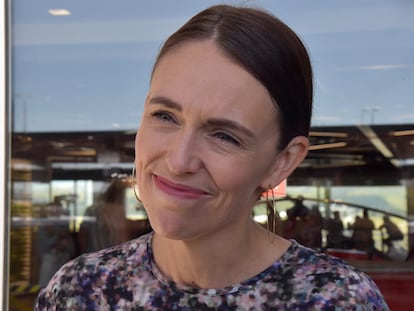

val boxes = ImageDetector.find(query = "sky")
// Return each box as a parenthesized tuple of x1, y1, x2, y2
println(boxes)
(11, 0, 414, 132)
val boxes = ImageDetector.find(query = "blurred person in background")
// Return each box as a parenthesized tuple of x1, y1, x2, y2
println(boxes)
(78, 177, 151, 253)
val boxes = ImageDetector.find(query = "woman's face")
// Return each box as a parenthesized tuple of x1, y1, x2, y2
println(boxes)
(135, 40, 287, 240)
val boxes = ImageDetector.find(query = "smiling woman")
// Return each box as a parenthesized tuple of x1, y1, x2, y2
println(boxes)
(35, 4, 389, 310)
(136, 40, 288, 243)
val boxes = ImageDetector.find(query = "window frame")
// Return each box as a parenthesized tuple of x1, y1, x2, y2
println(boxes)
(1, 0, 10, 308)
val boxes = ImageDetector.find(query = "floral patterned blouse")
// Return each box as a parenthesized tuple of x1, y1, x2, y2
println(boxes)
(36, 232, 389, 310)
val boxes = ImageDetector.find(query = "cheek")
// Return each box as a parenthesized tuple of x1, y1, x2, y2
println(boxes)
(135, 129, 146, 159)
(134, 129, 164, 197)
(135, 128, 155, 164)
(212, 152, 275, 198)
(213, 161, 262, 198)
(134, 132, 149, 186)
(134, 125, 168, 160)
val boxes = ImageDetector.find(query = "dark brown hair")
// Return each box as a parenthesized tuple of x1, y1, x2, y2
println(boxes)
(152, 5, 313, 149)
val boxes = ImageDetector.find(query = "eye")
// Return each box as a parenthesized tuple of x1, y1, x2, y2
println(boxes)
(151, 111, 176, 123)
(213, 131, 241, 147)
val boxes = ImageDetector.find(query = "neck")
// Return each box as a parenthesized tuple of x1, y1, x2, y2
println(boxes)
(152, 220, 290, 289)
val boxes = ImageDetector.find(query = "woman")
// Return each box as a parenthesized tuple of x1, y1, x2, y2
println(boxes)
(36, 4, 389, 310)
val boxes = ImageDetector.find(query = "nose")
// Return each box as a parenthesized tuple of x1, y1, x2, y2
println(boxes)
(167, 131, 202, 175)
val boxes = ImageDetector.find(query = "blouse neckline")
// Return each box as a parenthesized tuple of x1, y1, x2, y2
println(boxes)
(145, 232, 297, 296)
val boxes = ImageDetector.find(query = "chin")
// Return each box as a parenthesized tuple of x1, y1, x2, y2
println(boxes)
(148, 213, 194, 241)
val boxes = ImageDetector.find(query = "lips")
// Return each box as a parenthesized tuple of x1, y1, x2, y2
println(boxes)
(153, 175, 210, 199)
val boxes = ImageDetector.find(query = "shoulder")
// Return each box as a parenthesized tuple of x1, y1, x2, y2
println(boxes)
(35, 233, 152, 310)
(66, 232, 150, 273)
(272, 241, 389, 309)
(279, 241, 362, 283)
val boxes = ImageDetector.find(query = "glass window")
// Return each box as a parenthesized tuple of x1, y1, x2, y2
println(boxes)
(8, 1, 414, 309)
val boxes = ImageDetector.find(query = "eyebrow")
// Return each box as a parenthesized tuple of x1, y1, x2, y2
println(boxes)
(148, 96, 182, 111)
(148, 95, 255, 139)
(207, 118, 255, 139)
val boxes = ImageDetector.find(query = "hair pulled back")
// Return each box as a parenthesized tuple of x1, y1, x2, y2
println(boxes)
(152, 5, 313, 149)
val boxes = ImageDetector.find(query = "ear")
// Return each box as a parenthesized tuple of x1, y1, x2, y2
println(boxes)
(261, 136, 309, 189)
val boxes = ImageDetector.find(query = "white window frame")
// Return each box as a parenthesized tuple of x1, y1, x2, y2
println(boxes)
(0, 0, 8, 308)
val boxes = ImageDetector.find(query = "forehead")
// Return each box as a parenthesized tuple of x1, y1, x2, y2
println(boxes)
(150, 40, 277, 118)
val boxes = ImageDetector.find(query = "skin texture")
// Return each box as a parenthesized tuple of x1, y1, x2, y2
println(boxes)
(134, 40, 308, 288)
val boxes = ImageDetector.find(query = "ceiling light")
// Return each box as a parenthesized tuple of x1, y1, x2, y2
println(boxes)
(48, 9, 71, 16)
(63, 150, 96, 157)
(359, 64, 414, 70)
(309, 131, 348, 138)
(390, 130, 414, 137)
(308, 142, 347, 151)
(310, 160, 366, 169)
(51, 162, 133, 170)
(309, 153, 363, 160)
(395, 159, 414, 166)
(358, 125, 394, 159)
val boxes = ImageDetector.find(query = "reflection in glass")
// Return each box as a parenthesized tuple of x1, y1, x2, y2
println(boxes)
(254, 195, 409, 261)
(78, 177, 151, 254)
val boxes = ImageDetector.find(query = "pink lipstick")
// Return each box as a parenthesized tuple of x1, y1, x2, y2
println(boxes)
(153, 175, 209, 199)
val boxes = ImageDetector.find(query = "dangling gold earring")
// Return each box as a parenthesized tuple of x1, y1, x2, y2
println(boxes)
(266, 185, 280, 236)
(265, 186, 277, 242)
(131, 164, 142, 204)
(271, 186, 279, 233)
(265, 189, 271, 233)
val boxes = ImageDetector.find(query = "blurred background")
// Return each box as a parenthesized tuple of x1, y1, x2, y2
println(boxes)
(7, 0, 414, 309)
